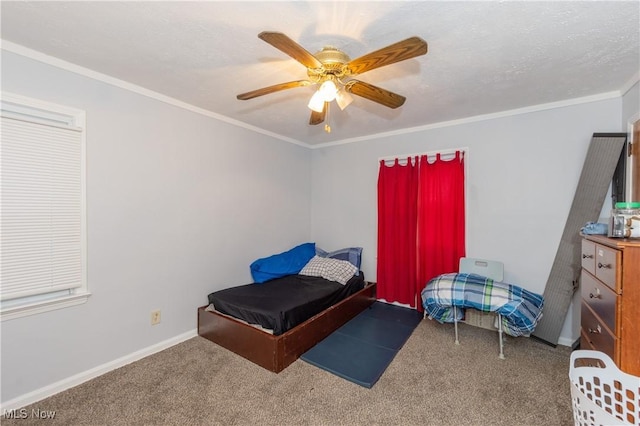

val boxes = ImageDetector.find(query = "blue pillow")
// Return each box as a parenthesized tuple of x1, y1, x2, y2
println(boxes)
(316, 246, 362, 270)
(250, 242, 316, 283)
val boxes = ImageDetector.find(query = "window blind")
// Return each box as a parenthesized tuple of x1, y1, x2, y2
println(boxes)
(1, 115, 84, 301)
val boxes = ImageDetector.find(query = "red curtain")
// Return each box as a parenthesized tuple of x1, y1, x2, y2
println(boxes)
(377, 151, 465, 310)
(376, 157, 418, 306)
(416, 151, 466, 309)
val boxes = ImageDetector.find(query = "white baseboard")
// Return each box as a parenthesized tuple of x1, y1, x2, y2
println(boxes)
(557, 336, 575, 348)
(1, 329, 197, 412)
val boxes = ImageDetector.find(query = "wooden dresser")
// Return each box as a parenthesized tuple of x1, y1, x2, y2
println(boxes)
(580, 235, 640, 376)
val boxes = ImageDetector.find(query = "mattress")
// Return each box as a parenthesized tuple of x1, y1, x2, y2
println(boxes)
(208, 272, 365, 335)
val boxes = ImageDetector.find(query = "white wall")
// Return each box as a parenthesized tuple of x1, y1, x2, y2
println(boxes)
(0, 51, 312, 404)
(310, 98, 623, 345)
(622, 80, 639, 128)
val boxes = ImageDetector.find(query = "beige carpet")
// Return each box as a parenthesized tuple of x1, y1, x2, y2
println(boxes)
(3, 319, 574, 426)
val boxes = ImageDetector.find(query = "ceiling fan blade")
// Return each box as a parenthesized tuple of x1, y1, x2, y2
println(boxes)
(309, 103, 327, 125)
(237, 80, 312, 100)
(258, 31, 323, 69)
(346, 37, 428, 75)
(346, 80, 406, 109)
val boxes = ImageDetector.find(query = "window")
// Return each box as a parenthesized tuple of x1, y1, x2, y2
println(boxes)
(1, 93, 88, 321)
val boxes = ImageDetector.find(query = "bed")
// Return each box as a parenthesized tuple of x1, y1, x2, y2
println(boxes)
(208, 272, 367, 336)
(198, 278, 376, 373)
(421, 258, 544, 359)
(197, 243, 376, 372)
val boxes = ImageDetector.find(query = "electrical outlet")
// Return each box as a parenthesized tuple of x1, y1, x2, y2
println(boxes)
(151, 310, 161, 325)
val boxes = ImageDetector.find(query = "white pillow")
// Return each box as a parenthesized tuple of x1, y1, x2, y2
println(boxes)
(299, 255, 358, 285)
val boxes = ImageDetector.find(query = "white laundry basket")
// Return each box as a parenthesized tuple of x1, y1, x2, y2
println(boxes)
(569, 350, 640, 426)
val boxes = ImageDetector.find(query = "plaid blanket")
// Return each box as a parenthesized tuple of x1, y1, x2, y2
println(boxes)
(421, 273, 544, 337)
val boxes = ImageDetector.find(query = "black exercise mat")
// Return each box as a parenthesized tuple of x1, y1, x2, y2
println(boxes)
(300, 302, 422, 388)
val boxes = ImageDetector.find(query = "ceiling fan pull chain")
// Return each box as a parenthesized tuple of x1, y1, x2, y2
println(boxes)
(324, 103, 331, 133)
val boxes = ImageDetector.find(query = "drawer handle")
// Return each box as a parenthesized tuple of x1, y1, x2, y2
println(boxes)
(589, 292, 601, 299)
(597, 262, 611, 269)
(582, 254, 593, 259)
(588, 325, 602, 334)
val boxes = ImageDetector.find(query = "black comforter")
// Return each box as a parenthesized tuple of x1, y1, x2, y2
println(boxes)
(208, 273, 365, 335)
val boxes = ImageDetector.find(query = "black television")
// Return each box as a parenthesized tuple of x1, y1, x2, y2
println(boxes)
(611, 140, 627, 206)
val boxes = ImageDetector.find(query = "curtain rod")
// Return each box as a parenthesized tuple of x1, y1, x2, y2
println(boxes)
(378, 147, 467, 165)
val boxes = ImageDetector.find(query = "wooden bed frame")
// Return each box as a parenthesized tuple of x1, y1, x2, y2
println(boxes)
(198, 283, 376, 372)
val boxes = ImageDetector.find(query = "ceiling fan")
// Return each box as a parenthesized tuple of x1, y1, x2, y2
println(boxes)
(237, 32, 428, 131)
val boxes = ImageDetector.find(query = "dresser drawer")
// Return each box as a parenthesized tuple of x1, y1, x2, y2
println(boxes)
(581, 270, 617, 333)
(581, 239, 596, 275)
(594, 244, 619, 292)
(578, 331, 607, 368)
(580, 329, 594, 351)
(581, 303, 616, 360)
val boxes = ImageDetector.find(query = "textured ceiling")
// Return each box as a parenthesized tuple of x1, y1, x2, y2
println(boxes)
(1, 1, 639, 146)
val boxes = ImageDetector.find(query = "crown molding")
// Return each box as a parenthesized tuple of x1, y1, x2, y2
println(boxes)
(3, 40, 628, 151)
(1, 40, 307, 148)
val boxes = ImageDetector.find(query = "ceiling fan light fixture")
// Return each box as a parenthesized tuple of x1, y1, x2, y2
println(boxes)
(318, 80, 338, 102)
(336, 89, 354, 110)
(307, 90, 326, 112)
